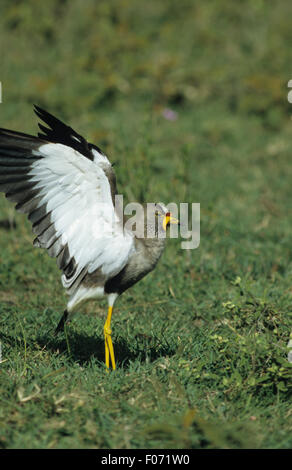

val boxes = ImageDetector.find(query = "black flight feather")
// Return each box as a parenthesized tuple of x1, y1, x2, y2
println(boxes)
(34, 105, 105, 161)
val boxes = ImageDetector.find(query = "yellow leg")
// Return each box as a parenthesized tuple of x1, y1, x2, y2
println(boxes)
(104, 306, 116, 370)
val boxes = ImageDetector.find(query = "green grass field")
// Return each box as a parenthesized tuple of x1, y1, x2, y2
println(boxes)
(0, 0, 292, 449)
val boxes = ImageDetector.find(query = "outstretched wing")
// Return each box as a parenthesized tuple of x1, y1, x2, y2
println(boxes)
(0, 108, 134, 294)
(34, 105, 106, 162)
(34, 105, 118, 203)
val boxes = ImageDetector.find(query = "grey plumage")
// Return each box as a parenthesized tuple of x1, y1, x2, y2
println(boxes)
(104, 220, 166, 295)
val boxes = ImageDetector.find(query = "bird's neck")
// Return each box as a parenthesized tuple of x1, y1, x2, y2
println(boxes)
(135, 236, 166, 267)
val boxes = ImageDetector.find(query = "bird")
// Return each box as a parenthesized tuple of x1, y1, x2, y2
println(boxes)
(0, 106, 179, 370)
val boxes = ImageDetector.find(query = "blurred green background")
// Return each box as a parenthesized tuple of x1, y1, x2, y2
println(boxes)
(0, 0, 292, 449)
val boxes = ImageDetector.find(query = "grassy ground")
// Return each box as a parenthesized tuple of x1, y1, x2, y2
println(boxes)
(0, 0, 292, 449)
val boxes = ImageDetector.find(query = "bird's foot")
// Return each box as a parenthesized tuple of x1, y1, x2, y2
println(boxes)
(104, 323, 116, 371)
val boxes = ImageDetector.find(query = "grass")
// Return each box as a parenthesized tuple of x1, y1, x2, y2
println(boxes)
(0, 0, 292, 449)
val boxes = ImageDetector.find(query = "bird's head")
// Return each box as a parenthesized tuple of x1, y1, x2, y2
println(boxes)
(154, 203, 179, 232)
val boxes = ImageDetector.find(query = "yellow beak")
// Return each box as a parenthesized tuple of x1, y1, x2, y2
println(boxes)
(162, 214, 179, 231)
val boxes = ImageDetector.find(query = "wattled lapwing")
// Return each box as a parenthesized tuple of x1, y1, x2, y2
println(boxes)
(0, 106, 178, 369)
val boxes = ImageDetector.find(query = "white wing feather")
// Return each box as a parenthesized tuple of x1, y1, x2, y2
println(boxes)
(29, 143, 134, 289)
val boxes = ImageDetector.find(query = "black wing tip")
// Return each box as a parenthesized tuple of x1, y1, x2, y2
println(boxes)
(33, 104, 42, 114)
(0, 126, 43, 143)
(33, 104, 46, 113)
(34, 104, 59, 123)
(33, 104, 49, 121)
(32, 105, 105, 161)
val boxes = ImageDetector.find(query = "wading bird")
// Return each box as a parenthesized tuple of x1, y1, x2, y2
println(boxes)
(0, 106, 178, 369)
